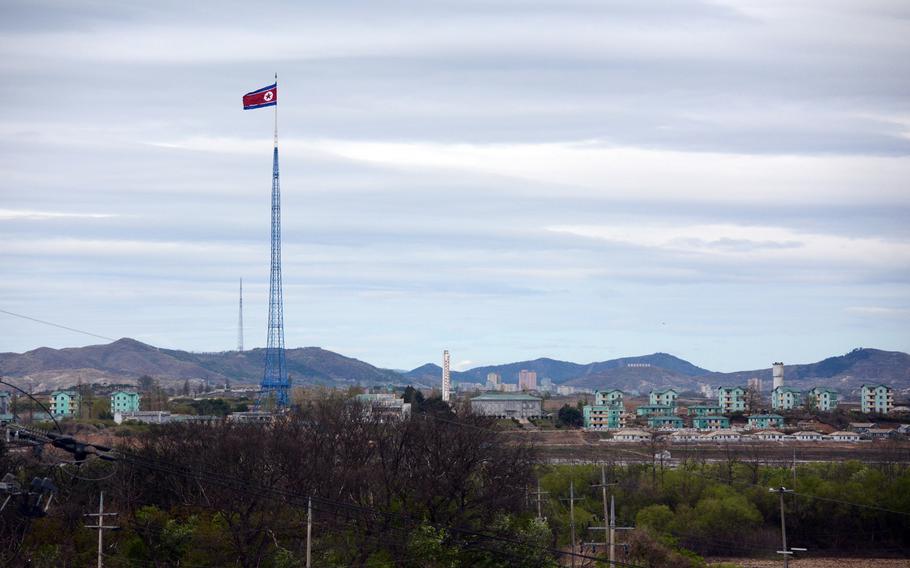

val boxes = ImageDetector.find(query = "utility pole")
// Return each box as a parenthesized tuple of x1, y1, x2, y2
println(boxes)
(610, 494, 616, 567)
(84, 491, 118, 568)
(306, 496, 312, 568)
(770, 486, 804, 568)
(528, 478, 550, 520)
(590, 464, 616, 566)
(560, 481, 584, 568)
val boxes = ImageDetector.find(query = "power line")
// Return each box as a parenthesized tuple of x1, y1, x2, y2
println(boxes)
(0, 308, 116, 342)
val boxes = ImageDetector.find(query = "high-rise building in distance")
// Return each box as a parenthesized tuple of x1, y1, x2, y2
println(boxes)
(518, 369, 537, 391)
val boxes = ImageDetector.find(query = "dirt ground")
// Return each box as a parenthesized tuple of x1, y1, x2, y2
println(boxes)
(708, 558, 910, 567)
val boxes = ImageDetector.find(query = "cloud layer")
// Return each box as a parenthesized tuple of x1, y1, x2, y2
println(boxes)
(0, 0, 908, 371)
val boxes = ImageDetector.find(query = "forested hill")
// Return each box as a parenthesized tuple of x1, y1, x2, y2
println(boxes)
(406, 348, 910, 393)
(0, 338, 401, 391)
(1, 340, 908, 394)
(702, 348, 910, 391)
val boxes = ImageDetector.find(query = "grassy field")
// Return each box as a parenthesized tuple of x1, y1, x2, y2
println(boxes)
(709, 559, 910, 567)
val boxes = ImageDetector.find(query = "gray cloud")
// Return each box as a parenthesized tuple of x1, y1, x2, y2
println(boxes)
(0, 0, 908, 371)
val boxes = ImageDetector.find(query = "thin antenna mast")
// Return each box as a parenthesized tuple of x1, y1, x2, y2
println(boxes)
(238, 278, 244, 352)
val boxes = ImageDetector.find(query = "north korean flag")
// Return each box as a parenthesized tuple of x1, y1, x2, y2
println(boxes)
(243, 83, 277, 110)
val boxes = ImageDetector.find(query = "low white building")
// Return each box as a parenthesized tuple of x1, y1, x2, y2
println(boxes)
(754, 430, 786, 441)
(355, 393, 412, 421)
(114, 410, 172, 424)
(701, 429, 741, 442)
(670, 429, 702, 442)
(828, 431, 860, 442)
(114, 411, 214, 424)
(793, 431, 823, 441)
(612, 429, 651, 442)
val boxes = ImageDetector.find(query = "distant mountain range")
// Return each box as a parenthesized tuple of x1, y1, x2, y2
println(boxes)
(0, 339, 908, 395)
(0, 338, 401, 392)
(405, 348, 910, 394)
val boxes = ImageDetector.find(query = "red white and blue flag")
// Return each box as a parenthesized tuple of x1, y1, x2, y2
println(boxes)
(243, 83, 277, 110)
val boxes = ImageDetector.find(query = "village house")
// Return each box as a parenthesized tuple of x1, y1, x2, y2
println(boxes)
(828, 431, 860, 442)
(670, 429, 702, 442)
(747, 414, 785, 429)
(793, 431, 823, 441)
(110, 390, 141, 414)
(865, 428, 895, 440)
(0, 391, 12, 422)
(848, 422, 876, 433)
(649, 388, 678, 408)
(771, 386, 802, 411)
(754, 430, 786, 441)
(635, 404, 675, 417)
(49, 390, 80, 418)
(355, 393, 412, 421)
(807, 387, 839, 411)
(612, 429, 651, 442)
(686, 404, 723, 417)
(648, 415, 684, 429)
(717, 386, 746, 413)
(693, 415, 731, 430)
(701, 429, 741, 442)
(583, 404, 624, 429)
(860, 384, 893, 414)
(594, 389, 624, 407)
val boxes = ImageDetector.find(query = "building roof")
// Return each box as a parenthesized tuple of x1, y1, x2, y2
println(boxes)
(755, 430, 785, 436)
(637, 404, 674, 410)
(597, 389, 623, 394)
(810, 387, 838, 394)
(50, 390, 78, 396)
(687, 404, 722, 409)
(586, 404, 623, 411)
(650, 388, 678, 395)
(703, 429, 740, 437)
(717, 385, 745, 391)
(110, 390, 139, 396)
(794, 431, 823, 437)
(829, 431, 859, 437)
(614, 428, 650, 437)
(696, 415, 729, 420)
(772, 386, 801, 393)
(649, 416, 682, 422)
(861, 383, 891, 389)
(749, 414, 784, 420)
(471, 393, 542, 401)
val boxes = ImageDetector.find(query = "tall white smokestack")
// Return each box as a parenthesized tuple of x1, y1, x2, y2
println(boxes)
(442, 350, 451, 403)
(772, 362, 784, 390)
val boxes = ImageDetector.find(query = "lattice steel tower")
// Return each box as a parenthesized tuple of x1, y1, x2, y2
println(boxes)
(259, 79, 289, 408)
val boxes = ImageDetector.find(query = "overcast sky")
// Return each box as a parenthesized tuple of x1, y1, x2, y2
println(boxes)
(1, 0, 908, 372)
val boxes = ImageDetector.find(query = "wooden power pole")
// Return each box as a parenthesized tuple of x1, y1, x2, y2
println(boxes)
(84, 491, 118, 568)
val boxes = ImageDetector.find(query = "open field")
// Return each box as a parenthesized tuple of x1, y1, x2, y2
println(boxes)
(499, 430, 910, 464)
(709, 559, 910, 567)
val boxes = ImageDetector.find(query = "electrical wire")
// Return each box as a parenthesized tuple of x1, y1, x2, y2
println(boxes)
(0, 308, 116, 342)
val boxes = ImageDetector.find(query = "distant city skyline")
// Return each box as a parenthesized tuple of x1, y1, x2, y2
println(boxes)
(1, 1, 908, 372)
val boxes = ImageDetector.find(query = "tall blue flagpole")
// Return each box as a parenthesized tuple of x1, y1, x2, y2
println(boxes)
(259, 72, 289, 408)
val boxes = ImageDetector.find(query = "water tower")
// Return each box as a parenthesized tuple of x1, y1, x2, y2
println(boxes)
(772, 362, 784, 390)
